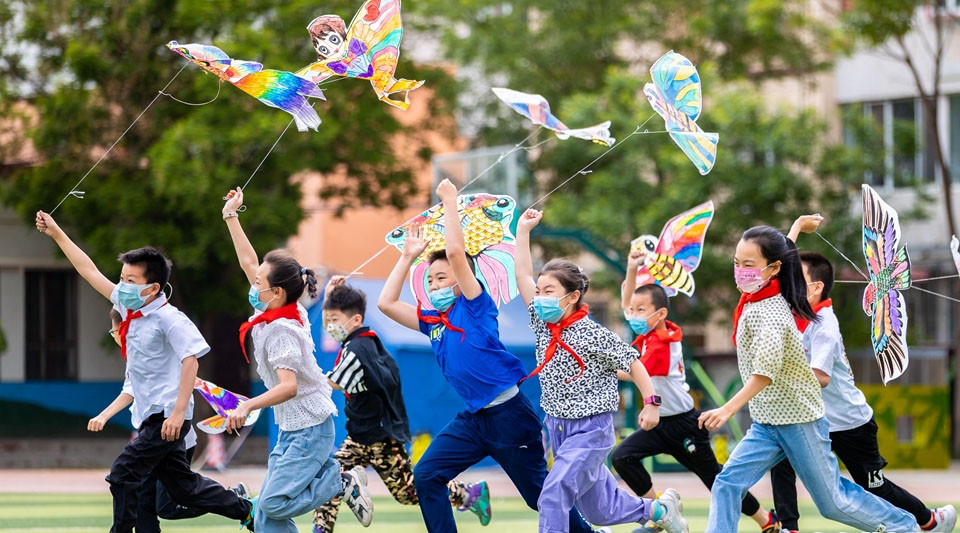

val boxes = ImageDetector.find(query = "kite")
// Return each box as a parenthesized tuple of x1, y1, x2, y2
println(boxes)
(193, 378, 262, 434)
(951, 236, 960, 277)
(167, 41, 326, 132)
(861, 184, 911, 384)
(295, 0, 424, 110)
(491, 87, 615, 146)
(385, 193, 518, 308)
(630, 200, 714, 297)
(643, 51, 719, 175)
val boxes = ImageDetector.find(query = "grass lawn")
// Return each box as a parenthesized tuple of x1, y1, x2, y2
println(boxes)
(5, 492, 955, 532)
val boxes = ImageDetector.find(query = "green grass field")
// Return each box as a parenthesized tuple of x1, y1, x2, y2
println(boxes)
(5, 493, 955, 532)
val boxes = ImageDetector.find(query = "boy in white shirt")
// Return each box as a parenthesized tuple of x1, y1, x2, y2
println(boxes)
(36, 211, 254, 533)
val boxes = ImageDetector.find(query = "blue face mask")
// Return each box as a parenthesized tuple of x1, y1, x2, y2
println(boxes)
(625, 311, 652, 336)
(117, 281, 154, 311)
(428, 285, 457, 312)
(248, 285, 275, 312)
(533, 294, 571, 324)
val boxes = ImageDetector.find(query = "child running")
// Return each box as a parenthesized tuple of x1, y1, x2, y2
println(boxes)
(610, 250, 779, 533)
(698, 225, 919, 532)
(35, 211, 254, 533)
(378, 179, 599, 533)
(221, 188, 372, 532)
(768, 215, 957, 532)
(313, 276, 491, 532)
(515, 208, 688, 533)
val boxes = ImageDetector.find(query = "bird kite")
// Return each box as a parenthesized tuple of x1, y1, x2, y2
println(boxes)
(492, 87, 615, 146)
(861, 184, 911, 384)
(643, 51, 719, 175)
(167, 41, 326, 132)
(295, 0, 424, 110)
(385, 193, 519, 308)
(630, 201, 714, 297)
(193, 378, 261, 434)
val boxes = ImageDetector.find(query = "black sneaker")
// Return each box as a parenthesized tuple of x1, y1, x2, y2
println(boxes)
(232, 482, 251, 499)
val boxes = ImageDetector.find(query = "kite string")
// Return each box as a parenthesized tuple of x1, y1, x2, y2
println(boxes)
(49, 63, 189, 215)
(911, 285, 960, 304)
(913, 274, 959, 282)
(160, 79, 222, 106)
(812, 231, 870, 281)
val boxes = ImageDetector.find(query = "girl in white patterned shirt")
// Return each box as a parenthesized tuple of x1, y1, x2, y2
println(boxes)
(699, 225, 918, 532)
(221, 188, 372, 533)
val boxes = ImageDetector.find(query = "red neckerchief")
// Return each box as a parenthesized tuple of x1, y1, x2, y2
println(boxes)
(795, 298, 832, 333)
(118, 301, 168, 361)
(417, 302, 465, 342)
(732, 278, 782, 346)
(631, 320, 684, 352)
(238, 303, 303, 363)
(523, 304, 590, 384)
(334, 330, 378, 401)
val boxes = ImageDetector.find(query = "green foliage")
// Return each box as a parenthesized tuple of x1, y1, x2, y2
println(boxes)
(0, 319, 7, 354)
(0, 0, 455, 320)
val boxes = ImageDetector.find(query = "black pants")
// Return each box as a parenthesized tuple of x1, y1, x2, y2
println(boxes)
(106, 414, 250, 533)
(610, 408, 761, 517)
(771, 417, 930, 530)
(135, 446, 208, 533)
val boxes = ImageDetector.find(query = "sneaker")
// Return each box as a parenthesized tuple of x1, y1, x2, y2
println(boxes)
(761, 509, 782, 533)
(652, 488, 688, 533)
(231, 482, 250, 499)
(241, 495, 256, 531)
(342, 466, 374, 527)
(594, 528, 615, 533)
(631, 524, 662, 533)
(930, 505, 958, 532)
(457, 481, 492, 526)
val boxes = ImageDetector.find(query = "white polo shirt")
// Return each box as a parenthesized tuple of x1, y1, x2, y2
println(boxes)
(112, 287, 210, 428)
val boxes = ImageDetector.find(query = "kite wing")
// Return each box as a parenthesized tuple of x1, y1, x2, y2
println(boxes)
(492, 87, 615, 146)
(632, 201, 713, 297)
(951, 235, 960, 277)
(861, 184, 911, 384)
(193, 378, 261, 434)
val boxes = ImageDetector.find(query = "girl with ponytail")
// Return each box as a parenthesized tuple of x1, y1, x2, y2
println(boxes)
(220, 188, 374, 531)
(699, 225, 917, 532)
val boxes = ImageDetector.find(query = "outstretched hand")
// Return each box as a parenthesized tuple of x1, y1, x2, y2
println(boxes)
(627, 249, 645, 270)
(223, 187, 243, 217)
(792, 214, 823, 235)
(402, 224, 428, 259)
(35, 211, 62, 238)
(517, 208, 543, 232)
(325, 275, 346, 298)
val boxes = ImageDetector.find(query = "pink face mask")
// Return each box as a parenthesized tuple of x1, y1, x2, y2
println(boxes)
(734, 264, 774, 294)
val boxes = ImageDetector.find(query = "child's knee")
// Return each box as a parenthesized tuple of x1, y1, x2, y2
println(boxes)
(609, 445, 633, 470)
(412, 461, 445, 487)
(258, 495, 294, 519)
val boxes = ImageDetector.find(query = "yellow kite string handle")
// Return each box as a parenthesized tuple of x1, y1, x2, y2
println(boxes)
(49, 63, 189, 215)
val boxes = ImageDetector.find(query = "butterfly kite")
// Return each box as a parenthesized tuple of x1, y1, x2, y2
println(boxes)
(167, 42, 326, 132)
(630, 201, 714, 297)
(385, 193, 518, 308)
(295, 0, 424, 110)
(193, 378, 262, 434)
(950, 236, 960, 277)
(492, 87, 615, 146)
(643, 51, 719, 175)
(861, 184, 911, 384)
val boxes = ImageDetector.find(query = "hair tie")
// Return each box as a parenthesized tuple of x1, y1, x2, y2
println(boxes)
(301, 267, 307, 275)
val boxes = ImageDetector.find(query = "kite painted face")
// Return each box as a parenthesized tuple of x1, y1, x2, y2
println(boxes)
(307, 15, 348, 60)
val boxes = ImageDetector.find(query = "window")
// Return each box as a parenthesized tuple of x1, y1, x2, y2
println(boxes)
(843, 98, 937, 188)
(25, 270, 78, 380)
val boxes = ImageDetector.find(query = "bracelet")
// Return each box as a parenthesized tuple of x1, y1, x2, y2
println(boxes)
(223, 212, 238, 220)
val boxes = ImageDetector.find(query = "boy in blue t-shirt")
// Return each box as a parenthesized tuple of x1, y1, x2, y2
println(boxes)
(378, 179, 599, 533)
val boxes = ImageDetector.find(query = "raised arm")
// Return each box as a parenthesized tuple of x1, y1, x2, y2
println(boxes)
(36, 211, 115, 300)
(378, 225, 427, 331)
(515, 208, 542, 306)
(436, 179, 482, 299)
(621, 249, 645, 310)
(222, 188, 259, 286)
(787, 214, 823, 243)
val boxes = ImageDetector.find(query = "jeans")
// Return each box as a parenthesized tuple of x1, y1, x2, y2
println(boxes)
(708, 418, 917, 532)
(256, 417, 342, 533)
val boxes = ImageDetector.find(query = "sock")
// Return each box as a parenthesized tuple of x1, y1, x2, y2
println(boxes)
(651, 500, 664, 521)
(921, 509, 937, 531)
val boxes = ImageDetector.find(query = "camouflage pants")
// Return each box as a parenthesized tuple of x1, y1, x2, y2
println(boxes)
(312, 435, 470, 532)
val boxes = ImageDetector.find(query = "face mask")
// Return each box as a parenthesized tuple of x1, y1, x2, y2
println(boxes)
(533, 293, 571, 324)
(248, 285, 276, 312)
(428, 285, 457, 312)
(326, 323, 348, 343)
(117, 281, 154, 311)
(625, 311, 652, 336)
(734, 264, 775, 294)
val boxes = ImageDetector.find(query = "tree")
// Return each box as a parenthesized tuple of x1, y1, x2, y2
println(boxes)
(0, 0, 454, 390)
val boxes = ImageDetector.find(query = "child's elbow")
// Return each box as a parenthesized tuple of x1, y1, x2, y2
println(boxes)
(283, 382, 298, 401)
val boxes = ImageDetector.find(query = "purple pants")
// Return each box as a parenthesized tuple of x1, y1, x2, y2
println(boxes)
(539, 412, 653, 532)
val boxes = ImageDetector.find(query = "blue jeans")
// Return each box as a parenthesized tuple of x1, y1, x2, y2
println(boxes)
(708, 418, 917, 532)
(256, 417, 342, 533)
(413, 392, 594, 533)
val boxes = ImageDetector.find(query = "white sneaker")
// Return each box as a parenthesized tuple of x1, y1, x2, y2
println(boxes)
(931, 505, 957, 532)
(342, 466, 374, 527)
(652, 488, 688, 533)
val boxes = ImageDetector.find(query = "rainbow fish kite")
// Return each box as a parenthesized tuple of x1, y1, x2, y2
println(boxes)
(385, 193, 518, 308)
(194, 378, 261, 434)
(861, 184, 911, 384)
(631, 201, 714, 297)
(167, 42, 325, 132)
(643, 51, 718, 175)
(492, 87, 615, 146)
(295, 0, 424, 110)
